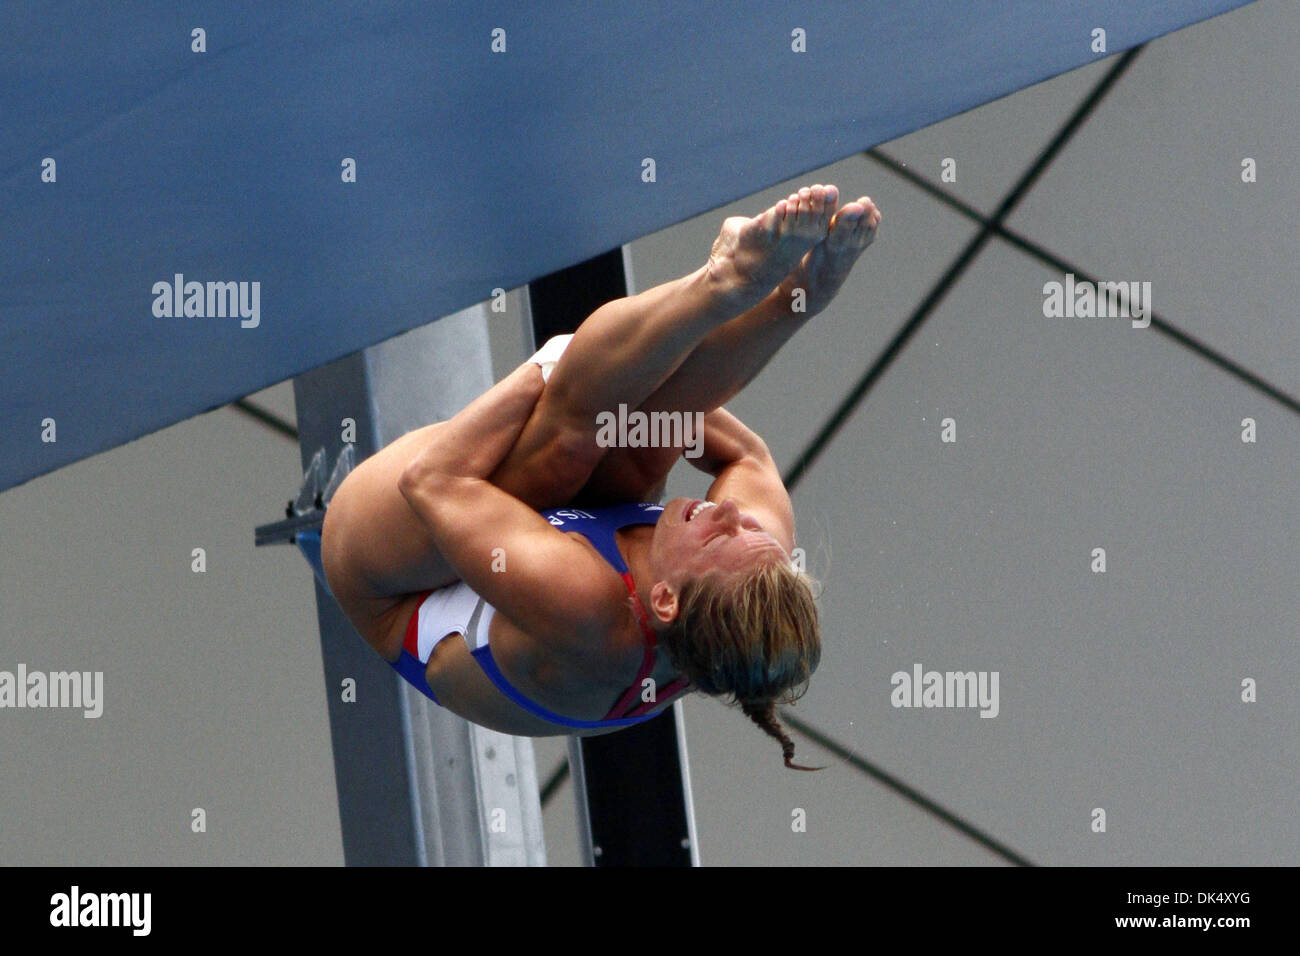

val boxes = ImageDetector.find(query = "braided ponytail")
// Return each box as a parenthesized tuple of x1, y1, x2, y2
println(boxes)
(656, 556, 823, 771)
(740, 699, 824, 772)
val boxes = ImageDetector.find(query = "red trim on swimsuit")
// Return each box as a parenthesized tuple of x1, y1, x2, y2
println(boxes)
(601, 572, 690, 720)
(404, 589, 433, 658)
(403, 568, 688, 723)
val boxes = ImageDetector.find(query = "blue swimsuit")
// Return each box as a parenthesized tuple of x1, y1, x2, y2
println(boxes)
(392, 502, 689, 729)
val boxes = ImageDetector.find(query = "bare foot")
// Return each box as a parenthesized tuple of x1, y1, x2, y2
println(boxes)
(706, 184, 839, 311)
(779, 195, 881, 315)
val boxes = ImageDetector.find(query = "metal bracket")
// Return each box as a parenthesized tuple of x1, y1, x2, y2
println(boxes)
(254, 443, 355, 547)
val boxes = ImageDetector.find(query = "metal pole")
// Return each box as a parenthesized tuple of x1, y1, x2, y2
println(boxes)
(529, 249, 699, 867)
(290, 306, 546, 866)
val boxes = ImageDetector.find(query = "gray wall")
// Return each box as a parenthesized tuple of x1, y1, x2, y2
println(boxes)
(1, 0, 1294, 864)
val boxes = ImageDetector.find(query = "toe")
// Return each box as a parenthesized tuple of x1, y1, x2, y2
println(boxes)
(769, 200, 787, 230)
(797, 188, 812, 224)
(862, 199, 881, 231)
(810, 184, 825, 216)
(823, 184, 839, 215)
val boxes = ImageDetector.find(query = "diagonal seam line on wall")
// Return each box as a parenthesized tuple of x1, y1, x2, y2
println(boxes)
(541, 709, 1040, 868)
(231, 398, 298, 440)
(782, 45, 1144, 492)
(865, 147, 1300, 417)
(778, 709, 1035, 866)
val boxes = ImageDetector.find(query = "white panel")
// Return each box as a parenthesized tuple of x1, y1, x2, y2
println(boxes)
(1006, 0, 1300, 393)
(885, 58, 1116, 211)
(241, 380, 297, 428)
(792, 239, 1298, 864)
(0, 408, 343, 863)
(656, 695, 1011, 865)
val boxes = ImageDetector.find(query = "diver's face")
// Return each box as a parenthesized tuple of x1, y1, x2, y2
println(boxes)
(650, 497, 786, 590)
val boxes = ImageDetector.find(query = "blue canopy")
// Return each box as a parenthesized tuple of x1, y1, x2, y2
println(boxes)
(0, 0, 1253, 492)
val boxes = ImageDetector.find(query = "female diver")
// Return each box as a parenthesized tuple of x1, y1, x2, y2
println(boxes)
(322, 184, 881, 768)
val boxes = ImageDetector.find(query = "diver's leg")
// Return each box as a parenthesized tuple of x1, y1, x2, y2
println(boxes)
(577, 196, 882, 500)
(323, 363, 545, 607)
(544, 185, 836, 420)
(639, 195, 881, 414)
(490, 186, 836, 501)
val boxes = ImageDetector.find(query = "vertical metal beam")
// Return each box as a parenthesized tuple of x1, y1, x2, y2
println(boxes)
(293, 306, 546, 866)
(530, 250, 699, 867)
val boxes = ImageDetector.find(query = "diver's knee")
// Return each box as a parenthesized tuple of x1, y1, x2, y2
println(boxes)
(548, 422, 604, 488)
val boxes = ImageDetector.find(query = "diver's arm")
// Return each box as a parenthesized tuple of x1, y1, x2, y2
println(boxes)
(403, 362, 545, 483)
(686, 408, 795, 553)
(685, 407, 772, 477)
(397, 465, 615, 645)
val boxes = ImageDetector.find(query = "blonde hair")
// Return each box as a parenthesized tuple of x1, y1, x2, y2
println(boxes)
(657, 557, 823, 770)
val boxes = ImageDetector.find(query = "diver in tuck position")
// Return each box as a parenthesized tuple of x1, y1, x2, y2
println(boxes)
(323, 184, 881, 768)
